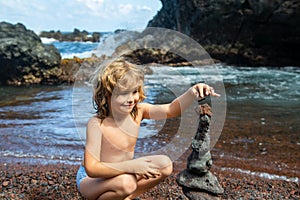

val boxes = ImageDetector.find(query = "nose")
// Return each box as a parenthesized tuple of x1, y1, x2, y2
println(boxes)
(127, 94, 134, 103)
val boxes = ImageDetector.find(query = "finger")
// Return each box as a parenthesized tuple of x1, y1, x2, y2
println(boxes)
(149, 168, 161, 176)
(147, 172, 156, 179)
(197, 85, 204, 98)
(150, 173, 158, 178)
(149, 171, 160, 178)
(152, 171, 161, 177)
(212, 92, 221, 97)
(204, 85, 210, 96)
(146, 172, 156, 179)
(210, 87, 220, 97)
(143, 174, 149, 179)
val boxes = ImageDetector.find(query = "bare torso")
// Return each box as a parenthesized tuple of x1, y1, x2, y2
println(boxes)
(91, 107, 143, 164)
(100, 117, 138, 162)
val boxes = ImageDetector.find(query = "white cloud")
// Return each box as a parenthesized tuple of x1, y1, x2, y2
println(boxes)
(118, 4, 133, 15)
(76, 0, 105, 16)
(137, 5, 153, 12)
(0, 0, 162, 32)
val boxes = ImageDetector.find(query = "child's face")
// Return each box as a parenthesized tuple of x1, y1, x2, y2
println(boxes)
(109, 84, 141, 115)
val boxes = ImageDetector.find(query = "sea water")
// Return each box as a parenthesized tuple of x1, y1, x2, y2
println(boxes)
(1, 34, 299, 182)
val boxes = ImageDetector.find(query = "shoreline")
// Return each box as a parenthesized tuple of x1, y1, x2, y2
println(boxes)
(1, 93, 299, 199)
(1, 162, 299, 200)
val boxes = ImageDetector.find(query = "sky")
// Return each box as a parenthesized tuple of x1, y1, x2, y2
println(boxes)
(0, 0, 162, 33)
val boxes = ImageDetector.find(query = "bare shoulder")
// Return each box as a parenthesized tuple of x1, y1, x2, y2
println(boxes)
(137, 102, 153, 119)
(87, 116, 102, 130)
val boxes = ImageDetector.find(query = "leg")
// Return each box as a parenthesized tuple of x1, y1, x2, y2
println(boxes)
(79, 173, 137, 200)
(128, 155, 173, 199)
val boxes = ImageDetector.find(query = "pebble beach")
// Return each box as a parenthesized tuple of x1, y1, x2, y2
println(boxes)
(1, 162, 299, 200)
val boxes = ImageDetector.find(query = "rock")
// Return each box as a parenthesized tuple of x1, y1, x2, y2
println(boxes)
(114, 28, 213, 66)
(45, 173, 52, 180)
(39, 28, 101, 42)
(177, 170, 224, 195)
(147, 0, 300, 66)
(5, 173, 12, 178)
(188, 151, 212, 175)
(15, 171, 23, 177)
(2, 181, 9, 187)
(0, 22, 62, 85)
(48, 180, 55, 185)
(182, 187, 221, 200)
(31, 179, 38, 184)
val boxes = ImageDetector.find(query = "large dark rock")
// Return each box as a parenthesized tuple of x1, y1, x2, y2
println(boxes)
(113, 28, 214, 66)
(0, 22, 62, 85)
(148, 0, 300, 66)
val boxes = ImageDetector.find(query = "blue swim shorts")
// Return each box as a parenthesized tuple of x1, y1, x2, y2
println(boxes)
(76, 165, 88, 190)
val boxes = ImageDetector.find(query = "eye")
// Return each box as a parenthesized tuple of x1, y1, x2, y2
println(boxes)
(133, 90, 138, 94)
(119, 92, 129, 96)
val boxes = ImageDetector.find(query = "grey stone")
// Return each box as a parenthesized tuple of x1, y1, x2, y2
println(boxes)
(183, 187, 221, 200)
(177, 170, 224, 195)
(187, 151, 212, 175)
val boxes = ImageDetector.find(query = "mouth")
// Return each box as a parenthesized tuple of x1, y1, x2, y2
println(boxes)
(124, 104, 135, 108)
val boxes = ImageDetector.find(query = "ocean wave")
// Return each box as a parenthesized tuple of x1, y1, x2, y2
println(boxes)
(60, 51, 95, 59)
(40, 37, 58, 44)
(1, 150, 82, 162)
(221, 167, 299, 183)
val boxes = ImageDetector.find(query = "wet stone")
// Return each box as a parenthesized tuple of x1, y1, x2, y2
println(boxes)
(6, 173, 12, 178)
(183, 187, 221, 200)
(46, 173, 53, 180)
(15, 171, 23, 177)
(48, 180, 55, 185)
(188, 151, 212, 175)
(177, 170, 224, 195)
(2, 181, 10, 187)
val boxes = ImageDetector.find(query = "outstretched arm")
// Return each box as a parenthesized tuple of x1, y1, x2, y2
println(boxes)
(141, 83, 220, 120)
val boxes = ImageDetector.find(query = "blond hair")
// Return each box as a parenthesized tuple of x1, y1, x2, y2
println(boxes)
(93, 59, 146, 121)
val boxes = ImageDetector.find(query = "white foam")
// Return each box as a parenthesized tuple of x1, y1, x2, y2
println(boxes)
(61, 51, 95, 59)
(40, 37, 57, 44)
(221, 167, 299, 183)
(1, 150, 82, 162)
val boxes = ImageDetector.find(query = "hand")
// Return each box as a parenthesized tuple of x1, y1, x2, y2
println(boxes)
(190, 83, 220, 99)
(129, 158, 161, 179)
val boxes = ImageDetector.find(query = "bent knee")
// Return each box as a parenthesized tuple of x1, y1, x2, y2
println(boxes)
(158, 155, 173, 176)
(161, 163, 173, 177)
(116, 174, 137, 195)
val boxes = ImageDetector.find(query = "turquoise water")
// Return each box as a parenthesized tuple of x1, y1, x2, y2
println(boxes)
(41, 31, 112, 58)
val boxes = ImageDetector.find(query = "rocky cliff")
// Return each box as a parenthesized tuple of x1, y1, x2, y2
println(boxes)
(0, 22, 62, 85)
(148, 0, 300, 66)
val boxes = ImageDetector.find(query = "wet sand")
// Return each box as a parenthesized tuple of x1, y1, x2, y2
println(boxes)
(212, 101, 300, 180)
